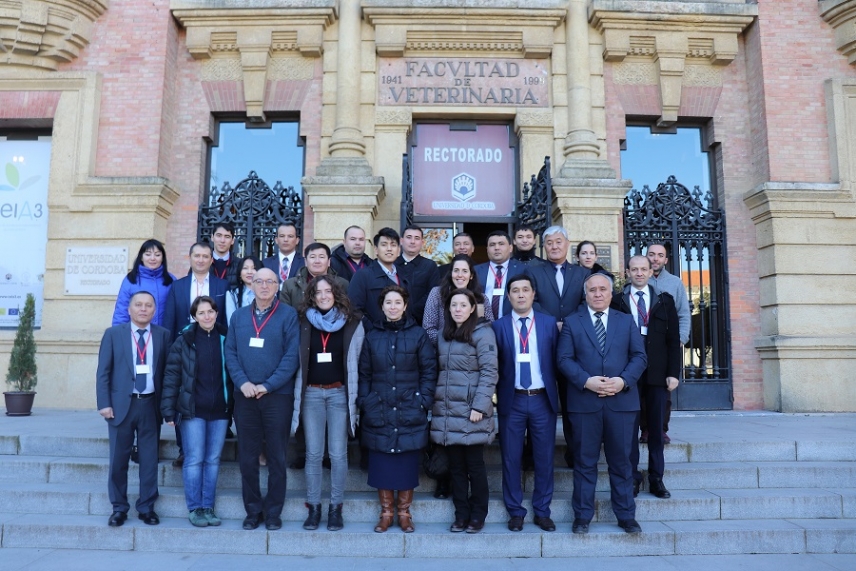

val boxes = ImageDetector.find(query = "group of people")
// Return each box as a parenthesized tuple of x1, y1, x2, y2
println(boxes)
(95, 219, 689, 536)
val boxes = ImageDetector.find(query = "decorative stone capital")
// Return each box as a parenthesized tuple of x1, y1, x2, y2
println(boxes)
(0, 0, 108, 70)
(590, 0, 756, 125)
(821, 0, 856, 64)
(362, 0, 566, 59)
(171, 0, 336, 120)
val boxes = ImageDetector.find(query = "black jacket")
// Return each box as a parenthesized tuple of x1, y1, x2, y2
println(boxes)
(161, 322, 233, 421)
(611, 285, 681, 386)
(210, 255, 240, 290)
(357, 317, 437, 454)
(395, 254, 439, 326)
(348, 260, 411, 329)
(330, 244, 372, 282)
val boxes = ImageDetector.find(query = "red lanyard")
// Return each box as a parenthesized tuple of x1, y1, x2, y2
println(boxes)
(489, 264, 504, 288)
(346, 258, 364, 273)
(213, 257, 229, 280)
(133, 329, 151, 363)
(632, 292, 649, 326)
(320, 332, 331, 353)
(252, 301, 279, 337)
(513, 314, 535, 353)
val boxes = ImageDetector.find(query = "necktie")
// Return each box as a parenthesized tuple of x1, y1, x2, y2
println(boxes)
(280, 257, 289, 281)
(519, 316, 532, 389)
(492, 265, 503, 317)
(555, 264, 565, 293)
(635, 291, 647, 332)
(594, 312, 606, 353)
(135, 328, 147, 393)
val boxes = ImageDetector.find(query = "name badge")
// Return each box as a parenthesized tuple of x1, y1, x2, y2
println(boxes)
(517, 354, 531, 363)
(317, 353, 332, 363)
(640, 326, 648, 336)
(135, 364, 150, 375)
(493, 289, 504, 297)
(249, 337, 265, 348)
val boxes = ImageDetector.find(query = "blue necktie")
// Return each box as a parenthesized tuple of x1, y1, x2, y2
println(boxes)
(135, 329, 147, 393)
(636, 291, 647, 332)
(594, 312, 606, 353)
(519, 317, 532, 389)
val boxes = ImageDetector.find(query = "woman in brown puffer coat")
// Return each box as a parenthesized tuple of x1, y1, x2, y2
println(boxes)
(430, 288, 498, 534)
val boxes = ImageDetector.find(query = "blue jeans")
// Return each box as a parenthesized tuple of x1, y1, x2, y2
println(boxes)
(302, 385, 349, 505)
(180, 417, 228, 511)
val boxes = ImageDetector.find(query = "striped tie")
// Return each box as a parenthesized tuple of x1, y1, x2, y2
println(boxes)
(280, 258, 289, 281)
(594, 312, 606, 353)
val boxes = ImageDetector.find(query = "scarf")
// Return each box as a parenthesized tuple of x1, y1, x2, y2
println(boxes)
(306, 307, 347, 332)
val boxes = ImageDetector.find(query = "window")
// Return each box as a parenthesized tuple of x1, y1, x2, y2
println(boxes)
(621, 126, 711, 194)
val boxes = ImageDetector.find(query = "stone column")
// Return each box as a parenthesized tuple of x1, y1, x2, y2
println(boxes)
(303, 0, 385, 245)
(514, 110, 554, 189)
(562, 0, 600, 165)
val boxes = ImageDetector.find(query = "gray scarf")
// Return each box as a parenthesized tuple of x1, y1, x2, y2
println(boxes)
(306, 307, 347, 332)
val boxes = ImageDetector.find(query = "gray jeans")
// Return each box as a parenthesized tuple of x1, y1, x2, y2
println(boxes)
(302, 385, 349, 505)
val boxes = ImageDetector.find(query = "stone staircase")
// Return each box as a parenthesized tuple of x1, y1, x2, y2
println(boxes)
(0, 410, 855, 557)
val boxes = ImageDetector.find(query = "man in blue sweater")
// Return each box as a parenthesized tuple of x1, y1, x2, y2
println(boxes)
(225, 267, 299, 531)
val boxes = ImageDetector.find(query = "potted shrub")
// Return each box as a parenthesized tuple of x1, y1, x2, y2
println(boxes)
(4, 293, 37, 416)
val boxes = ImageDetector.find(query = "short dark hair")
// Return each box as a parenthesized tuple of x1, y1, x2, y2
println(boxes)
(487, 230, 511, 244)
(190, 295, 218, 316)
(442, 288, 479, 343)
(402, 224, 424, 237)
(453, 232, 472, 241)
(373, 227, 400, 248)
(304, 242, 331, 257)
(343, 225, 364, 239)
(575, 240, 596, 258)
(129, 290, 156, 304)
(277, 222, 298, 233)
(211, 223, 234, 237)
(625, 255, 651, 270)
(515, 224, 536, 235)
(377, 284, 409, 310)
(505, 273, 535, 294)
(189, 242, 213, 256)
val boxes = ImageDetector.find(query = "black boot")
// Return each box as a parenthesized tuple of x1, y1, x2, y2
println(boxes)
(302, 503, 322, 530)
(327, 503, 344, 531)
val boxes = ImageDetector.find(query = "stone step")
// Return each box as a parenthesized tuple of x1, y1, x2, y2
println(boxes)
(1, 513, 854, 557)
(0, 482, 852, 524)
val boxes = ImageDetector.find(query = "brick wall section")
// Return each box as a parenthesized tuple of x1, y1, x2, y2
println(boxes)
(61, 0, 174, 178)
(0, 92, 60, 118)
(756, 0, 854, 183)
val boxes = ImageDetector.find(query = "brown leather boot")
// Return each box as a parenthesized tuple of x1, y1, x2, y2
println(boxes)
(374, 489, 394, 533)
(397, 489, 415, 533)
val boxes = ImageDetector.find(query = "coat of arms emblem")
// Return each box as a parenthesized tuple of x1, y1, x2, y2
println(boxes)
(451, 173, 476, 202)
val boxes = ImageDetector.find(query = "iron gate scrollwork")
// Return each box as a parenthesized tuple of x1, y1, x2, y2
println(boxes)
(623, 175, 732, 410)
(517, 156, 552, 257)
(400, 153, 413, 233)
(197, 171, 303, 259)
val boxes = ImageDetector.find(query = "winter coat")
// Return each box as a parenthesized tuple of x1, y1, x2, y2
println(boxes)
(161, 322, 233, 421)
(279, 266, 349, 310)
(112, 265, 175, 327)
(330, 244, 372, 282)
(357, 317, 437, 454)
(292, 316, 365, 437)
(430, 320, 498, 446)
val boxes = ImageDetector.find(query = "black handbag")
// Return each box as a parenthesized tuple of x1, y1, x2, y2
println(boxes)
(422, 442, 450, 479)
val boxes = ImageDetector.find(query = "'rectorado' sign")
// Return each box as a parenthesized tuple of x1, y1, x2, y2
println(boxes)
(378, 58, 549, 107)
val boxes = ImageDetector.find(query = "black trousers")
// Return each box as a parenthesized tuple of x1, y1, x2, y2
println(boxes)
(632, 384, 669, 483)
(234, 392, 294, 519)
(108, 396, 159, 514)
(446, 444, 489, 523)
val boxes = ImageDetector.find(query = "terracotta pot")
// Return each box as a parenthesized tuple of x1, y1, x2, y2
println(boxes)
(4, 391, 36, 416)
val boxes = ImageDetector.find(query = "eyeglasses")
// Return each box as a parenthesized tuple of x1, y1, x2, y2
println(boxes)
(252, 279, 277, 286)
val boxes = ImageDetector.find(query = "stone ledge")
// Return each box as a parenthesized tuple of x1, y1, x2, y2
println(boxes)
(821, 0, 856, 64)
(743, 182, 856, 223)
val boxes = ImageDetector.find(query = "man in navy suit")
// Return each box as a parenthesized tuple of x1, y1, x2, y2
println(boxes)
(348, 227, 410, 328)
(557, 272, 647, 534)
(527, 225, 590, 469)
(162, 241, 228, 464)
(492, 273, 560, 532)
(263, 222, 305, 282)
(96, 291, 171, 527)
(475, 230, 526, 320)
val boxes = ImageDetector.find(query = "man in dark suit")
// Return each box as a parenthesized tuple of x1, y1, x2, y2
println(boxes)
(162, 241, 228, 465)
(395, 224, 439, 325)
(263, 222, 305, 282)
(527, 225, 589, 468)
(557, 272, 647, 534)
(492, 273, 560, 533)
(612, 255, 681, 499)
(209, 223, 240, 289)
(475, 230, 526, 320)
(348, 227, 410, 328)
(96, 291, 171, 527)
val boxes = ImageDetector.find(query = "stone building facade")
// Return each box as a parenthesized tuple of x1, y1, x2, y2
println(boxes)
(0, 0, 854, 413)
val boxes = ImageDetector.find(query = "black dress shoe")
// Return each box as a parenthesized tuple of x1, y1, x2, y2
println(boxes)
(433, 479, 450, 499)
(289, 456, 306, 469)
(225, 428, 236, 440)
(572, 518, 590, 534)
(633, 480, 641, 498)
(130, 445, 139, 464)
(138, 511, 160, 525)
(450, 519, 467, 533)
(534, 516, 556, 532)
(465, 520, 484, 534)
(618, 518, 642, 534)
(242, 513, 264, 530)
(265, 516, 282, 531)
(649, 479, 671, 498)
(508, 516, 524, 532)
(108, 511, 127, 527)
(172, 454, 184, 468)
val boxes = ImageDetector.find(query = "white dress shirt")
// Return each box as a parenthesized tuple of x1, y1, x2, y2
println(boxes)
(130, 324, 154, 394)
(512, 309, 544, 390)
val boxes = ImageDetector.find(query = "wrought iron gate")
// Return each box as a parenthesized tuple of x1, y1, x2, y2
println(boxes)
(623, 175, 732, 410)
(197, 171, 303, 259)
(517, 156, 552, 257)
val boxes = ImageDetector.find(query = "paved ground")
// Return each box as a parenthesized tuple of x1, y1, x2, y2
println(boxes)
(4, 549, 856, 570)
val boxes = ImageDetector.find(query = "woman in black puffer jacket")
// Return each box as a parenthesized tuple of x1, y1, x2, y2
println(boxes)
(357, 285, 437, 534)
(161, 295, 233, 528)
